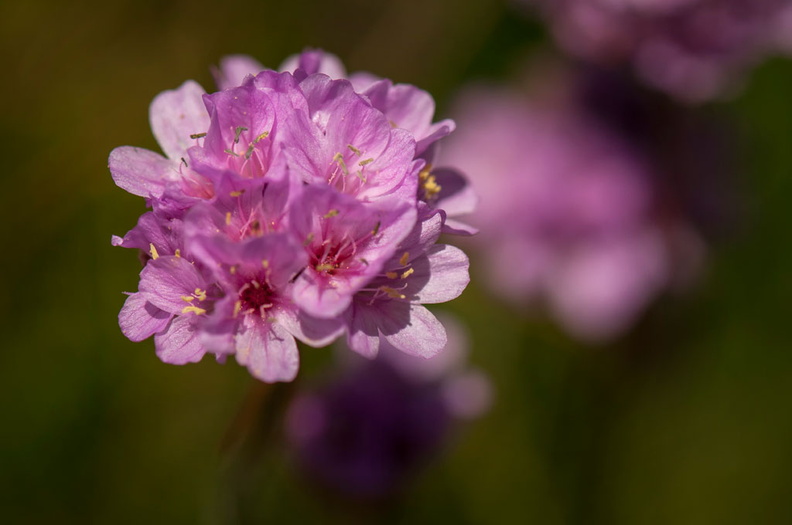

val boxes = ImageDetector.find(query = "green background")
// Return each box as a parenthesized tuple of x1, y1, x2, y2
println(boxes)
(2, 0, 791, 522)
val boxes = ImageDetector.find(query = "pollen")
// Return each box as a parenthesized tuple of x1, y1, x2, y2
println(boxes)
(230, 190, 245, 197)
(149, 243, 160, 260)
(225, 212, 232, 225)
(233, 126, 248, 144)
(401, 267, 415, 279)
(181, 295, 195, 302)
(419, 165, 442, 200)
(181, 305, 207, 315)
(347, 144, 362, 156)
(399, 252, 410, 266)
(323, 209, 339, 219)
(380, 286, 406, 300)
(194, 288, 207, 301)
(386, 271, 399, 279)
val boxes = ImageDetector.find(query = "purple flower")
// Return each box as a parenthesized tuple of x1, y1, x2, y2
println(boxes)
(439, 70, 704, 342)
(288, 184, 417, 318)
(522, 0, 792, 101)
(111, 50, 474, 381)
(343, 205, 470, 358)
(221, 50, 476, 230)
(284, 315, 490, 499)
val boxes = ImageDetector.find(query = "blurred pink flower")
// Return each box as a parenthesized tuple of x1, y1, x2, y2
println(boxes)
(439, 69, 705, 342)
(522, 0, 792, 101)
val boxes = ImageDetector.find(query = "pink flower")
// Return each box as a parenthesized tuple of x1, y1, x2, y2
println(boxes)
(440, 69, 703, 342)
(110, 50, 474, 381)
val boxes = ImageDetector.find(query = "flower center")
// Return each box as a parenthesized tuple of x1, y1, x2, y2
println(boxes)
(237, 280, 275, 317)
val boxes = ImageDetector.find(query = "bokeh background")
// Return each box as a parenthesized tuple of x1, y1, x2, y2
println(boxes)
(2, 0, 792, 522)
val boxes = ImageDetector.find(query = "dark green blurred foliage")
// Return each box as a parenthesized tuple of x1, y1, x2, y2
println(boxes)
(1, 0, 792, 523)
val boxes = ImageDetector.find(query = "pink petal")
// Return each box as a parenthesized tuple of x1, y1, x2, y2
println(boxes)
(108, 146, 174, 198)
(118, 292, 172, 342)
(154, 315, 206, 364)
(235, 320, 299, 382)
(149, 80, 210, 160)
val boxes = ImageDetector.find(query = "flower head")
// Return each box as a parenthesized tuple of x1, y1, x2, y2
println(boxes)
(522, 0, 792, 101)
(440, 65, 705, 342)
(110, 50, 474, 381)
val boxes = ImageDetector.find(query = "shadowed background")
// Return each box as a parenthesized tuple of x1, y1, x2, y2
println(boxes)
(2, 0, 792, 523)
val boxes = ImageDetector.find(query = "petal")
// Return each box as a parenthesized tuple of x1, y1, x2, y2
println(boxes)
(235, 319, 299, 382)
(432, 167, 478, 216)
(279, 49, 347, 78)
(138, 256, 209, 314)
(344, 302, 382, 358)
(381, 304, 447, 358)
(410, 245, 470, 303)
(280, 309, 345, 348)
(149, 80, 210, 160)
(214, 55, 265, 90)
(441, 219, 478, 236)
(154, 315, 206, 364)
(118, 292, 172, 342)
(109, 146, 175, 198)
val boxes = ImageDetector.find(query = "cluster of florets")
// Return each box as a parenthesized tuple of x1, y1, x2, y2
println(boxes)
(522, 0, 792, 101)
(111, 50, 474, 382)
(440, 66, 705, 342)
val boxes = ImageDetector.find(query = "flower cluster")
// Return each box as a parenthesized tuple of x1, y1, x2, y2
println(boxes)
(521, 0, 792, 101)
(285, 315, 491, 499)
(440, 66, 705, 342)
(111, 50, 472, 382)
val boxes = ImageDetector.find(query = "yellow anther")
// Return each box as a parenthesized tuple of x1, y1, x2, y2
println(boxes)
(233, 126, 248, 144)
(181, 305, 206, 315)
(230, 265, 237, 275)
(380, 286, 406, 300)
(251, 280, 260, 289)
(225, 212, 232, 225)
(149, 243, 160, 260)
(190, 132, 207, 139)
(174, 249, 181, 258)
(332, 152, 349, 174)
(181, 295, 195, 302)
(316, 263, 335, 272)
(399, 252, 410, 266)
(359, 158, 374, 166)
(262, 259, 270, 268)
(255, 131, 269, 142)
(224, 148, 239, 157)
(419, 165, 442, 200)
(401, 267, 415, 279)
(233, 300, 242, 317)
(230, 190, 244, 197)
(244, 142, 256, 159)
(385, 271, 398, 279)
(323, 209, 339, 219)
(194, 288, 207, 301)
(347, 144, 362, 156)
